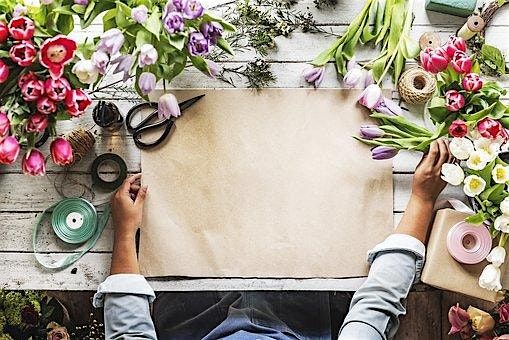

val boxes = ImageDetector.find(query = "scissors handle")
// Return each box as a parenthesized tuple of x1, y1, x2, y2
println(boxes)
(132, 119, 175, 149)
(125, 102, 158, 133)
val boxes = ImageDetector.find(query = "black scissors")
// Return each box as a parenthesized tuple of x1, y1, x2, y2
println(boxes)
(125, 94, 205, 149)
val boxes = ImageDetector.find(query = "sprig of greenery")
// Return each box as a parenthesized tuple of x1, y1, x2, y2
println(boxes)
(314, 0, 338, 9)
(218, 59, 277, 88)
(470, 35, 508, 77)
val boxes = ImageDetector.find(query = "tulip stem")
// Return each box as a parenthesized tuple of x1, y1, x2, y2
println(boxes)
(499, 233, 509, 247)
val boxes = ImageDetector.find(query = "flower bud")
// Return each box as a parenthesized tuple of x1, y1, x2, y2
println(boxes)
(343, 68, 365, 88)
(50, 137, 74, 166)
(22, 149, 46, 176)
(445, 36, 467, 59)
(97, 28, 124, 55)
(451, 50, 472, 74)
(445, 90, 465, 112)
(158, 93, 181, 119)
(462, 73, 483, 92)
(72, 60, 99, 84)
(26, 113, 48, 133)
(0, 136, 20, 164)
(448, 119, 468, 138)
(371, 146, 398, 160)
(131, 5, 148, 23)
(358, 84, 382, 109)
(138, 72, 156, 95)
(138, 44, 158, 67)
(302, 66, 325, 87)
(360, 125, 384, 139)
(420, 47, 449, 74)
(486, 246, 506, 267)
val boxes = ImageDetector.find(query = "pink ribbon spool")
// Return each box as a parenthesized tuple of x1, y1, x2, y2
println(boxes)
(446, 222, 492, 264)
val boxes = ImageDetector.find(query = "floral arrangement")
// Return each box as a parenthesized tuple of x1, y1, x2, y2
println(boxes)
(0, 0, 234, 176)
(448, 300, 509, 339)
(355, 35, 509, 292)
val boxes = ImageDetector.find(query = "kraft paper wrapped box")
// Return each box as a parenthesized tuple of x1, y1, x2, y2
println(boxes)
(422, 209, 505, 302)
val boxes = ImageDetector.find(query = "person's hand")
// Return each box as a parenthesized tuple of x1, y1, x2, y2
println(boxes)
(412, 139, 453, 204)
(110, 173, 148, 240)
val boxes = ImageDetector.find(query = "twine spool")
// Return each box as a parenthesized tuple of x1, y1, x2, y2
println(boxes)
(397, 67, 437, 105)
(64, 128, 95, 163)
(419, 32, 441, 50)
(457, 15, 486, 40)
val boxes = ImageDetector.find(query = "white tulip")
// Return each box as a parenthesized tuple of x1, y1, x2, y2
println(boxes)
(440, 163, 465, 186)
(72, 60, 99, 84)
(479, 264, 502, 291)
(474, 138, 501, 162)
(463, 175, 486, 197)
(501, 197, 509, 215)
(492, 164, 509, 184)
(450, 138, 474, 160)
(494, 215, 509, 233)
(486, 246, 506, 267)
(466, 151, 488, 171)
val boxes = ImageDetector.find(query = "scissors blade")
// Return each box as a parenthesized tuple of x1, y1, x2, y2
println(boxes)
(178, 94, 205, 113)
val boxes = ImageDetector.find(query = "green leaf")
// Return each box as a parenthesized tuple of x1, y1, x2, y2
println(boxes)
(84, 1, 96, 21)
(479, 159, 496, 185)
(462, 102, 497, 122)
(481, 44, 506, 75)
(466, 212, 488, 225)
(136, 28, 153, 48)
(400, 35, 420, 59)
(217, 37, 234, 56)
(201, 13, 236, 32)
(56, 14, 74, 34)
(71, 4, 86, 14)
(144, 8, 161, 40)
(55, 110, 72, 121)
(427, 97, 449, 123)
(190, 56, 209, 73)
(52, 6, 75, 16)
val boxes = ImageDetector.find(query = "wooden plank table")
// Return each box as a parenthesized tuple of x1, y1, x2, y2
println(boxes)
(1, 0, 508, 291)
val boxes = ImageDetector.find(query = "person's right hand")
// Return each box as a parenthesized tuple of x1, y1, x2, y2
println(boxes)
(411, 139, 453, 204)
(110, 174, 148, 239)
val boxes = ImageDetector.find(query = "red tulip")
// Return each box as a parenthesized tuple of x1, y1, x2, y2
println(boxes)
(39, 35, 77, 79)
(451, 50, 472, 74)
(9, 40, 36, 67)
(8, 17, 34, 41)
(0, 21, 8, 44)
(0, 111, 10, 137)
(420, 47, 449, 74)
(44, 77, 70, 102)
(21, 78, 44, 102)
(65, 89, 92, 117)
(445, 36, 467, 59)
(50, 137, 73, 166)
(22, 149, 46, 176)
(18, 71, 37, 88)
(0, 136, 20, 165)
(0, 59, 9, 83)
(36, 96, 56, 115)
(462, 73, 483, 92)
(26, 113, 48, 133)
(449, 119, 468, 138)
(477, 117, 504, 139)
(445, 90, 465, 112)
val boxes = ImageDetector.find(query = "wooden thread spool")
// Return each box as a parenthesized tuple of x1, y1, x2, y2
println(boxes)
(64, 129, 96, 164)
(419, 32, 441, 50)
(457, 15, 485, 40)
(397, 67, 437, 105)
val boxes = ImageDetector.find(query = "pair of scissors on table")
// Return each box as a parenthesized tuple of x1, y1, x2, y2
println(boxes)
(125, 94, 205, 149)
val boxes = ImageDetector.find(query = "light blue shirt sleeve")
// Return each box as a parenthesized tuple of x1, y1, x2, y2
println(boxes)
(338, 234, 426, 340)
(93, 274, 157, 340)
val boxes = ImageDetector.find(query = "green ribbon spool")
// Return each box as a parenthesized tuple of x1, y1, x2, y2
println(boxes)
(33, 198, 110, 270)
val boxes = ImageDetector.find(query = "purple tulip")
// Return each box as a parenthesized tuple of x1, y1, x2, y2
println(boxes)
(187, 32, 210, 56)
(91, 51, 109, 74)
(139, 72, 156, 95)
(200, 21, 223, 44)
(163, 11, 184, 34)
(203, 59, 220, 78)
(183, 0, 204, 19)
(302, 66, 325, 87)
(158, 93, 181, 119)
(13, 4, 27, 17)
(165, 0, 184, 12)
(132, 5, 148, 23)
(374, 97, 402, 116)
(111, 54, 133, 81)
(74, 0, 88, 5)
(371, 146, 398, 160)
(364, 71, 374, 88)
(97, 28, 125, 56)
(343, 68, 365, 88)
(360, 125, 384, 139)
(358, 84, 382, 109)
(138, 44, 158, 67)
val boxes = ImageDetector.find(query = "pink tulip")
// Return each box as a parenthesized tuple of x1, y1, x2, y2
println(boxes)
(0, 21, 8, 43)
(445, 36, 467, 59)
(21, 78, 44, 102)
(0, 59, 9, 83)
(498, 303, 509, 323)
(445, 90, 465, 112)
(44, 77, 70, 102)
(448, 304, 471, 336)
(449, 119, 468, 138)
(462, 73, 483, 92)
(65, 89, 92, 117)
(0, 112, 10, 137)
(158, 93, 180, 119)
(18, 71, 37, 89)
(420, 47, 449, 74)
(477, 117, 504, 139)
(22, 149, 46, 176)
(50, 137, 73, 166)
(451, 51, 472, 74)
(26, 113, 48, 133)
(8, 16, 34, 40)
(9, 40, 36, 67)
(358, 84, 382, 109)
(36, 96, 57, 115)
(0, 136, 20, 164)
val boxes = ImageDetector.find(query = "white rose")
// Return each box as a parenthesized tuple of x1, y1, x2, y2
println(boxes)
(501, 197, 509, 215)
(486, 246, 506, 267)
(466, 151, 488, 171)
(474, 138, 500, 162)
(492, 164, 509, 184)
(463, 175, 486, 197)
(440, 163, 465, 186)
(479, 264, 502, 291)
(72, 60, 99, 84)
(494, 215, 509, 233)
(450, 138, 474, 160)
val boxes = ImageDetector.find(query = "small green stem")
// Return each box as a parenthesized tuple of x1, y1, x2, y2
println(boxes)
(499, 233, 509, 247)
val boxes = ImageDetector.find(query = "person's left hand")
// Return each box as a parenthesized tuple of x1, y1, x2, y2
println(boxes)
(110, 174, 148, 239)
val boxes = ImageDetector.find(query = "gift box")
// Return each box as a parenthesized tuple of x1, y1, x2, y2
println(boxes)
(421, 208, 505, 302)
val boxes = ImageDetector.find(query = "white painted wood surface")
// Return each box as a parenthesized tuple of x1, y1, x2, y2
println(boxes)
(1, 0, 508, 291)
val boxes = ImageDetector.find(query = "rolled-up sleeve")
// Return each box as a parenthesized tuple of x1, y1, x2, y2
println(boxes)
(93, 274, 157, 340)
(338, 234, 425, 340)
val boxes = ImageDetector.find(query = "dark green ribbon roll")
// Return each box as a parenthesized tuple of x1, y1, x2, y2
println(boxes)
(33, 198, 110, 270)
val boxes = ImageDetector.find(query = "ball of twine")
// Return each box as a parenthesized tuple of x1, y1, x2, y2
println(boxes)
(397, 67, 436, 105)
(64, 128, 95, 164)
